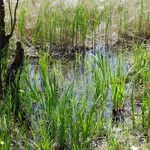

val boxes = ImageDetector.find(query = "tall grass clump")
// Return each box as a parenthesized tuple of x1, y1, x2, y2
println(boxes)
(97, 0, 150, 46)
(5, 0, 150, 49)
(135, 0, 150, 37)
(93, 54, 109, 112)
(133, 44, 150, 129)
(25, 54, 107, 149)
(116, 1, 130, 36)
(133, 44, 149, 96)
(0, 107, 11, 150)
(33, 0, 100, 50)
(110, 52, 126, 123)
(17, 4, 27, 42)
(102, 1, 113, 44)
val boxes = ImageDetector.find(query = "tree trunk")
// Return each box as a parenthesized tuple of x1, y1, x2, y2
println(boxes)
(0, 0, 5, 41)
(0, 0, 10, 100)
(6, 42, 24, 117)
(0, 0, 5, 99)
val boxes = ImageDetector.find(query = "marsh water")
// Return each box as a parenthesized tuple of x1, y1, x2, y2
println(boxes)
(28, 45, 131, 118)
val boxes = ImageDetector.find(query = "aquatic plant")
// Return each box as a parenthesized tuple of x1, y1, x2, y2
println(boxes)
(133, 44, 150, 129)
(110, 52, 126, 123)
(1, 0, 150, 149)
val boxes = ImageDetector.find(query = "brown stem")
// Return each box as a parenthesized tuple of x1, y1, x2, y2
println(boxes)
(8, 0, 13, 30)
(8, 0, 20, 38)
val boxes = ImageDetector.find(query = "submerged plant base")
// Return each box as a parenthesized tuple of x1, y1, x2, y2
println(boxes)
(112, 109, 125, 124)
(50, 44, 91, 60)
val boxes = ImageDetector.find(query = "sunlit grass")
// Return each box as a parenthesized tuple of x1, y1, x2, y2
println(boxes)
(1, 0, 150, 149)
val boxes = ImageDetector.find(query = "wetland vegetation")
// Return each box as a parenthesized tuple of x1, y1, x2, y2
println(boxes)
(0, 0, 150, 149)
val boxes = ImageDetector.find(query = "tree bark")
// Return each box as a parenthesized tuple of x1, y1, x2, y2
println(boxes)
(0, 0, 9, 52)
(0, 0, 5, 40)
(0, 0, 7, 99)
(0, 0, 17, 100)
(6, 42, 24, 117)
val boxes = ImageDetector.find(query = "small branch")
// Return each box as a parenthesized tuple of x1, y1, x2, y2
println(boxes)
(8, 0, 13, 31)
(8, 0, 19, 38)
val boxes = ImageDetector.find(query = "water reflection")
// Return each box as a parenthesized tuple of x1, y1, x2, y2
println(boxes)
(28, 45, 130, 118)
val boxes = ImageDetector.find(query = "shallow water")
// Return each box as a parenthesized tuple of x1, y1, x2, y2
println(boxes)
(28, 44, 131, 118)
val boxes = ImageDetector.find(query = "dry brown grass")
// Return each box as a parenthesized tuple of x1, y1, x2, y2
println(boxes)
(104, 0, 149, 44)
(6, 0, 150, 47)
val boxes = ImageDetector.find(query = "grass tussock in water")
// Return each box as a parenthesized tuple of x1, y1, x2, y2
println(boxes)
(1, 44, 150, 149)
